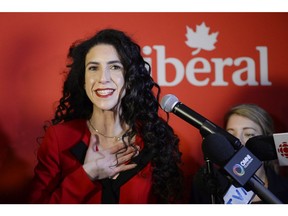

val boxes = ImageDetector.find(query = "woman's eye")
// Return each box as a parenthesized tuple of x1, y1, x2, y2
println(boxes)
(110, 65, 122, 70)
(244, 133, 255, 138)
(88, 66, 97, 71)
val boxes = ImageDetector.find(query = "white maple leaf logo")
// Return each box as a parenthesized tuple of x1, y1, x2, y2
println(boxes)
(185, 22, 219, 55)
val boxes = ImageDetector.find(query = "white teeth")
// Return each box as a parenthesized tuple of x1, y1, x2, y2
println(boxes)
(96, 89, 113, 95)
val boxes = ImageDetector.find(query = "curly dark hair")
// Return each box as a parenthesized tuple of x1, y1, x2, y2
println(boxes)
(51, 28, 183, 203)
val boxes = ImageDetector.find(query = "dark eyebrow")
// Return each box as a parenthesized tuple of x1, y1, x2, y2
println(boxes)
(85, 61, 98, 68)
(108, 60, 122, 65)
(85, 60, 122, 68)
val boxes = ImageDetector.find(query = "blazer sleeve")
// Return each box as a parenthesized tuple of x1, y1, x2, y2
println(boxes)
(29, 126, 102, 204)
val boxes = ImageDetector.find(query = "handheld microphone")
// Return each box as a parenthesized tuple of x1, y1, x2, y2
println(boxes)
(246, 135, 277, 161)
(160, 94, 242, 149)
(246, 133, 288, 165)
(202, 133, 283, 204)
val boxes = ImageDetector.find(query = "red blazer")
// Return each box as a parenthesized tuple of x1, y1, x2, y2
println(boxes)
(29, 119, 155, 204)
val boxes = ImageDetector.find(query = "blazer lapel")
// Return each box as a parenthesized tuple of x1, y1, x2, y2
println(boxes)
(69, 140, 152, 204)
(70, 141, 88, 164)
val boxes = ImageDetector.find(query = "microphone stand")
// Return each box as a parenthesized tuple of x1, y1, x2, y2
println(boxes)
(200, 125, 223, 204)
(204, 158, 216, 204)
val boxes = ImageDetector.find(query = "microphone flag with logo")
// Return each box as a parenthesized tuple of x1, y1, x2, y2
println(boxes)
(273, 132, 288, 166)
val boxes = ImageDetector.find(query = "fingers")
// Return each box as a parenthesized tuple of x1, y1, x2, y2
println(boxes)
(114, 163, 137, 174)
(107, 152, 138, 178)
(131, 144, 140, 157)
(109, 163, 137, 178)
(111, 145, 140, 165)
(108, 144, 139, 172)
(113, 151, 136, 166)
(108, 142, 127, 153)
(108, 142, 139, 157)
(108, 162, 137, 179)
(84, 134, 139, 180)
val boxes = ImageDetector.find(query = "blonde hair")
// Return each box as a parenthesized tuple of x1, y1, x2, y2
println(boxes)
(224, 103, 274, 136)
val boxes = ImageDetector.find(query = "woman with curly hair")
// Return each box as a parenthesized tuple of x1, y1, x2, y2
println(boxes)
(29, 28, 183, 204)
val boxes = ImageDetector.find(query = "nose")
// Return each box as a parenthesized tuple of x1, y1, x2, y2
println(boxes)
(98, 67, 110, 83)
(231, 131, 245, 145)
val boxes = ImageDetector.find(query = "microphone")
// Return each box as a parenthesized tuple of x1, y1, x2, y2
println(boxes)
(202, 133, 283, 204)
(192, 164, 231, 204)
(193, 163, 255, 204)
(246, 133, 288, 165)
(160, 94, 242, 149)
(246, 135, 277, 161)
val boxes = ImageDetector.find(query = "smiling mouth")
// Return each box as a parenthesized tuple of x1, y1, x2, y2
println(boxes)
(95, 88, 115, 97)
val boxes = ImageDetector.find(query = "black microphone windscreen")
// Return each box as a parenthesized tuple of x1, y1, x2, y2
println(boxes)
(202, 133, 235, 166)
(160, 94, 179, 112)
(194, 165, 230, 193)
(245, 135, 278, 161)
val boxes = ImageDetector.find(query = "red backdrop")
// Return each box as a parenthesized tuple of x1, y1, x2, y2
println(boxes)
(0, 12, 287, 203)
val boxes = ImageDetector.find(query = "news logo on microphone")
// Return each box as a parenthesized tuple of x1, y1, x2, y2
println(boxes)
(273, 132, 288, 166)
(224, 147, 262, 186)
(233, 164, 245, 177)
